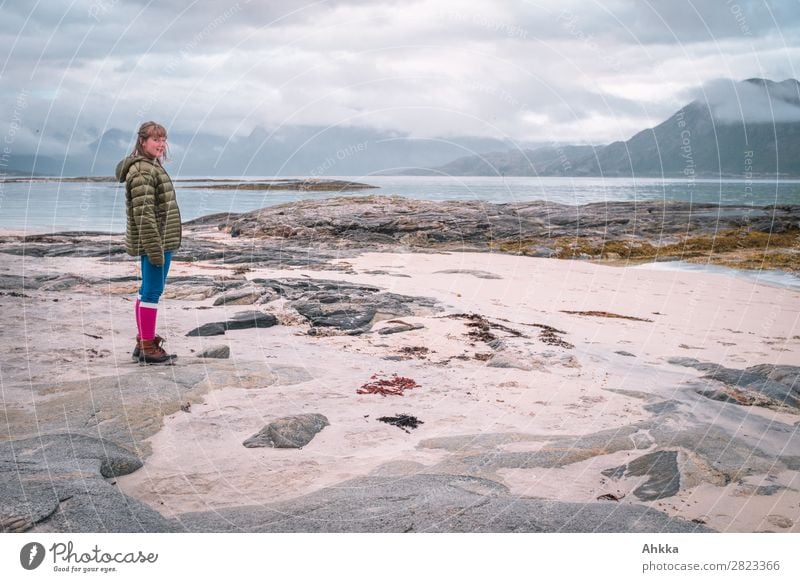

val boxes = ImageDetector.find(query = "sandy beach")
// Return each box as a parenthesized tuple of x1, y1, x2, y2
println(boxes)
(1, 214, 798, 532)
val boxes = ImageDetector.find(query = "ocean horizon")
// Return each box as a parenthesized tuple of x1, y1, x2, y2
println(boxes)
(1, 175, 799, 233)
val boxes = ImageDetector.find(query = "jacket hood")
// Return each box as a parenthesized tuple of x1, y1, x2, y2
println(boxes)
(115, 155, 153, 182)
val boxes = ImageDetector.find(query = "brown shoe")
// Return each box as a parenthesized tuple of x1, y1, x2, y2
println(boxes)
(137, 337, 177, 364)
(132, 334, 169, 360)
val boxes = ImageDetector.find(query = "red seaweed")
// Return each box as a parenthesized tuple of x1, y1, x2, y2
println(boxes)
(357, 373, 420, 396)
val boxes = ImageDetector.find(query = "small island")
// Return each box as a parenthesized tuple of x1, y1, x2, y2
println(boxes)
(186, 179, 378, 192)
(0, 176, 378, 192)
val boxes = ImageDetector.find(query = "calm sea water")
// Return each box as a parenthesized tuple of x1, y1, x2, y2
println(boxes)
(0, 175, 798, 233)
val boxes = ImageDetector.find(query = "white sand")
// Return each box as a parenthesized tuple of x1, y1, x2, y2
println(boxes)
(3, 247, 799, 531)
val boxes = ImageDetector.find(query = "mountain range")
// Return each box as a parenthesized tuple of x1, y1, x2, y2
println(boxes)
(407, 78, 800, 178)
(5, 125, 534, 178)
(5, 78, 799, 178)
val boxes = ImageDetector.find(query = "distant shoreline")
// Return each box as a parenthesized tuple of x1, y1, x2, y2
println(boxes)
(0, 176, 378, 191)
(3, 174, 800, 183)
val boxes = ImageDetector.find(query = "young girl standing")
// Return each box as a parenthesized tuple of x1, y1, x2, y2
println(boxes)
(115, 121, 182, 363)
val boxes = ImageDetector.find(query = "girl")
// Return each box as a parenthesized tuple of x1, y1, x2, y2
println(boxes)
(115, 121, 182, 363)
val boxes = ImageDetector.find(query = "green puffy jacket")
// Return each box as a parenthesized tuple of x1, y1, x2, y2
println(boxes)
(116, 156, 182, 267)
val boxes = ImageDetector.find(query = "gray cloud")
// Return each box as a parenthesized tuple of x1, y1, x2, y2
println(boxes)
(1, 0, 799, 161)
(517, 0, 800, 45)
(697, 77, 800, 123)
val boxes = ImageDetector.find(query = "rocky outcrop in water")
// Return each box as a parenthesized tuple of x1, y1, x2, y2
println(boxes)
(223, 195, 800, 247)
(3, 198, 797, 271)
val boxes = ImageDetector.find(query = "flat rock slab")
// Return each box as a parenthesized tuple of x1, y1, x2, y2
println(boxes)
(602, 451, 681, 501)
(3, 361, 314, 459)
(669, 358, 800, 409)
(186, 322, 227, 336)
(2, 367, 211, 458)
(175, 473, 712, 533)
(186, 311, 279, 336)
(244, 277, 439, 331)
(295, 304, 376, 329)
(243, 413, 330, 448)
(225, 310, 279, 330)
(212, 286, 265, 306)
(0, 434, 177, 533)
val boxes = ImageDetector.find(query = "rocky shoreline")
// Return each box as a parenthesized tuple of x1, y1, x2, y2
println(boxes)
(1, 196, 798, 533)
(5, 196, 795, 271)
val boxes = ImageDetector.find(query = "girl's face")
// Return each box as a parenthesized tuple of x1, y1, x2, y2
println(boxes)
(141, 134, 166, 159)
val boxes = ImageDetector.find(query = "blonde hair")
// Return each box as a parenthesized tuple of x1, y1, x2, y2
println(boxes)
(131, 121, 169, 162)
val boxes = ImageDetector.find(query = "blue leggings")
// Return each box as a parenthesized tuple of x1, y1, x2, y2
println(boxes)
(139, 251, 172, 305)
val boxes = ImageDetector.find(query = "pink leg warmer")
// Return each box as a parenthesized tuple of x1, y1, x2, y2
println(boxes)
(139, 301, 159, 340)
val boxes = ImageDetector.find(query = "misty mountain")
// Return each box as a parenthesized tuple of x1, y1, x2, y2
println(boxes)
(9, 78, 798, 179)
(406, 78, 800, 178)
(6, 125, 533, 178)
(405, 145, 598, 176)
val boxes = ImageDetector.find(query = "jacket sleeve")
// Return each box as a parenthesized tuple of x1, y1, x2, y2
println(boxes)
(128, 169, 164, 266)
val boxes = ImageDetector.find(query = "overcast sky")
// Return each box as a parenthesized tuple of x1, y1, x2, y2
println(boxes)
(2, 0, 799, 157)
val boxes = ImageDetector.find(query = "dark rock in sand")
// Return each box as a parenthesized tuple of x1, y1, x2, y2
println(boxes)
(186, 312, 277, 336)
(198, 345, 231, 359)
(225, 310, 278, 330)
(487, 339, 507, 350)
(186, 322, 227, 336)
(295, 303, 377, 330)
(243, 414, 330, 448)
(250, 277, 439, 331)
(602, 451, 681, 501)
(377, 322, 425, 335)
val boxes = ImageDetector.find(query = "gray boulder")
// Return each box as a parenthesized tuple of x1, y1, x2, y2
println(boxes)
(225, 310, 279, 330)
(294, 303, 376, 330)
(198, 345, 230, 359)
(186, 322, 227, 336)
(186, 311, 278, 336)
(243, 414, 330, 449)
